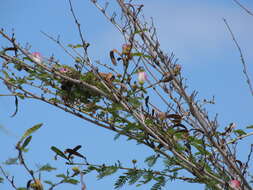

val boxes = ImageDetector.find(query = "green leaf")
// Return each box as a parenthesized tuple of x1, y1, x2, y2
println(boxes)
(3, 157, 18, 165)
(87, 165, 98, 171)
(131, 52, 144, 57)
(140, 171, 153, 184)
(73, 44, 83, 48)
(234, 129, 247, 136)
(246, 125, 253, 129)
(143, 55, 152, 59)
(17, 188, 27, 190)
(75, 57, 82, 63)
(169, 167, 183, 172)
(0, 177, 3, 183)
(10, 96, 18, 118)
(39, 164, 57, 172)
(44, 180, 53, 185)
(2, 70, 10, 79)
(133, 28, 148, 34)
(68, 44, 83, 49)
(145, 155, 159, 167)
(97, 166, 118, 179)
(114, 133, 121, 140)
(56, 174, 67, 178)
(51, 146, 68, 160)
(63, 178, 79, 184)
(21, 123, 43, 142)
(21, 136, 32, 149)
(16, 93, 25, 99)
(23, 56, 32, 61)
(128, 170, 143, 185)
(151, 176, 166, 190)
(191, 143, 210, 156)
(130, 52, 152, 59)
(114, 175, 129, 189)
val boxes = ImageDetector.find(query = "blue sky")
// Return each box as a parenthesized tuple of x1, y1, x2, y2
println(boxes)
(0, 0, 253, 190)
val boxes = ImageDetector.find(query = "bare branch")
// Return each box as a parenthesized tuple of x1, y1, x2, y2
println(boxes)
(233, 0, 253, 16)
(223, 18, 253, 97)
(0, 166, 18, 190)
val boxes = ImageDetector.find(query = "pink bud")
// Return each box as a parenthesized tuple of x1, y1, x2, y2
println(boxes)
(229, 180, 241, 189)
(31, 52, 42, 64)
(138, 71, 147, 85)
(59, 67, 69, 73)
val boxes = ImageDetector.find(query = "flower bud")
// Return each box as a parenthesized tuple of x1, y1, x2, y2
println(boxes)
(59, 67, 70, 74)
(31, 52, 42, 64)
(138, 71, 147, 85)
(229, 179, 241, 189)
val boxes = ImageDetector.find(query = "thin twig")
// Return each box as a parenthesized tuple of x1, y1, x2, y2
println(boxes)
(40, 31, 76, 60)
(242, 144, 253, 176)
(80, 172, 87, 190)
(228, 131, 253, 144)
(68, 0, 89, 55)
(232, 0, 253, 16)
(223, 18, 253, 97)
(0, 166, 18, 190)
(16, 146, 36, 182)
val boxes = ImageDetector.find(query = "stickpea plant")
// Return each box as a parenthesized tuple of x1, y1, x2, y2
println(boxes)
(0, 0, 253, 190)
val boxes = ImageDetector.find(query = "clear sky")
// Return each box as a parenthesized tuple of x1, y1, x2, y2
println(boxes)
(0, 0, 253, 190)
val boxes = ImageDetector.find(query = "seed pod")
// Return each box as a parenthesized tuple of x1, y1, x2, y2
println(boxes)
(122, 44, 132, 55)
(30, 179, 43, 190)
(99, 72, 115, 82)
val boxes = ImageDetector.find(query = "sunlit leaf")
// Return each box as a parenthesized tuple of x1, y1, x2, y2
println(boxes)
(73, 44, 83, 48)
(75, 57, 82, 63)
(4, 157, 18, 165)
(56, 174, 67, 178)
(44, 180, 53, 185)
(21, 123, 43, 142)
(17, 188, 27, 190)
(133, 28, 148, 34)
(131, 52, 143, 57)
(129, 52, 152, 59)
(234, 129, 247, 136)
(63, 178, 79, 184)
(39, 164, 57, 172)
